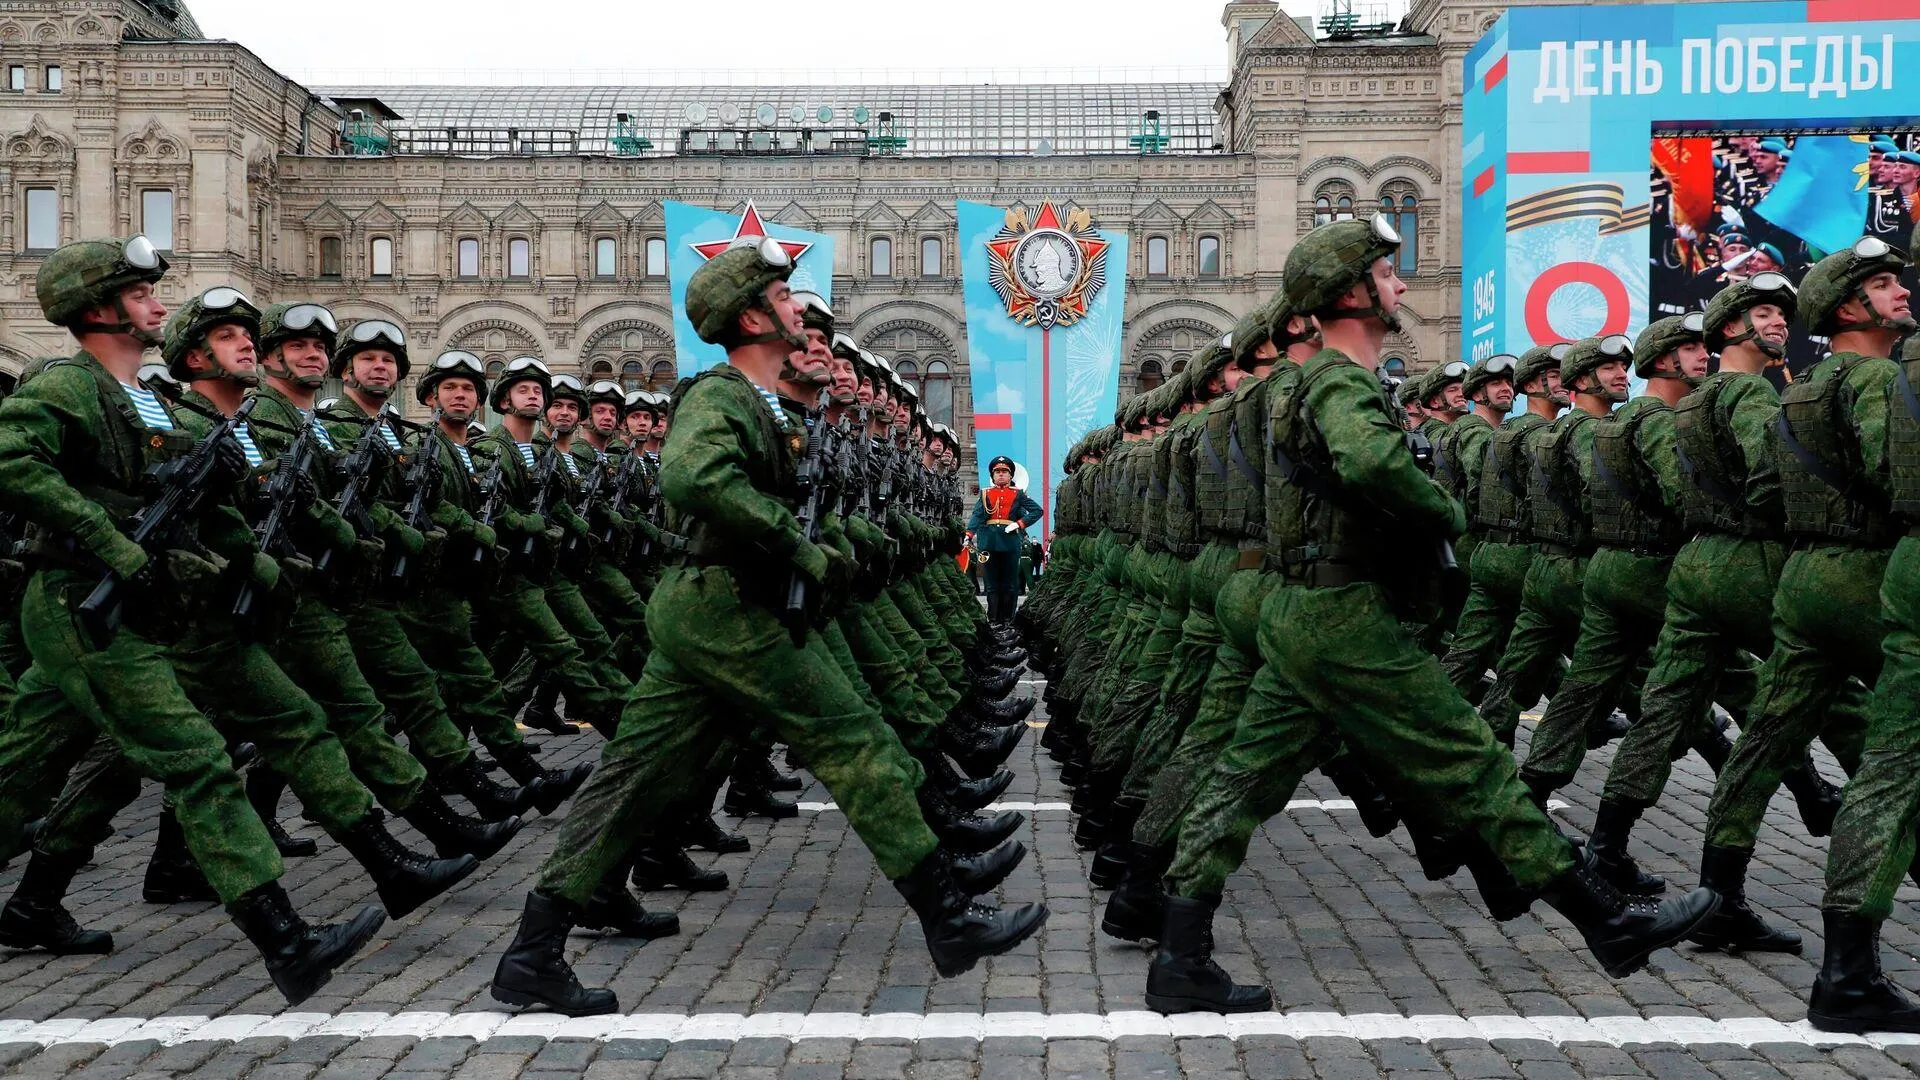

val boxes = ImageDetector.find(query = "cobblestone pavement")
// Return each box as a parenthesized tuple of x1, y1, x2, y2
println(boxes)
(2, 677, 1919, 1079)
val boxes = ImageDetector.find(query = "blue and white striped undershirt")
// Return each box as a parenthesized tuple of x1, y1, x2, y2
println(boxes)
(452, 443, 474, 473)
(233, 424, 264, 467)
(514, 443, 536, 469)
(120, 383, 174, 430)
(298, 410, 337, 452)
(752, 386, 788, 426)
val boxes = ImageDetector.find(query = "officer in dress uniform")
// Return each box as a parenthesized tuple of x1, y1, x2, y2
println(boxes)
(967, 456, 1043, 624)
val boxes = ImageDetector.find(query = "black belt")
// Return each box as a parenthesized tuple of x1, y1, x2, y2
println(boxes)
(1481, 527, 1524, 545)
(1274, 560, 1378, 588)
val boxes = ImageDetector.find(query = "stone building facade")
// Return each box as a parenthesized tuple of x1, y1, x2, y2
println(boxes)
(0, 0, 1575, 470)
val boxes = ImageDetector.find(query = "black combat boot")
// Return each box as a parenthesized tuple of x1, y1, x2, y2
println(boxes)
(401, 791, 524, 861)
(1782, 754, 1842, 838)
(335, 811, 478, 919)
(1687, 844, 1802, 954)
(1320, 756, 1401, 838)
(1102, 842, 1174, 944)
(1088, 796, 1145, 890)
(1587, 800, 1665, 896)
(144, 808, 219, 904)
(0, 850, 113, 954)
(1144, 894, 1273, 1014)
(1409, 829, 1465, 881)
(229, 882, 386, 1006)
(631, 845, 728, 892)
(938, 720, 1026, 780)
(520, 679, 579, 736)
(918, 783, 1024, 854)
(972, 667, 1019, 701)
(1690, 726, 1734, 772)
(1808, 909, 1920, 1033)
(442, 756, 539, 821)
(1072, 774, 1117, 851)
(491, 889, 619, 1016)
(1587, 708, 1632, 749)
(1458, 837, 1537, 922)
(949, 840, 1027, 894)
(721, 773, 798, 819)
(578, 858, 680, 941)
(492, 742, 594, 816)
(683, 814, 750, 855)
(970, 694, 1035, 727)
(1541, 848, 1720, 977)
(892, 851, 1047, 978)
(1521, 772, 1562, 813)
(922, 752, 1013, 812)
(247, 768, 317, 858)
(756, 753, 805, 793)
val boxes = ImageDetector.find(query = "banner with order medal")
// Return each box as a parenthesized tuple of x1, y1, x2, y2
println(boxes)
(959, 199, 1129, 541)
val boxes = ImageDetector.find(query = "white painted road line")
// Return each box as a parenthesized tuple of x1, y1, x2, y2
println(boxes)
(794, 799, 1570, 814)
(1, 1010, 1915, 1050)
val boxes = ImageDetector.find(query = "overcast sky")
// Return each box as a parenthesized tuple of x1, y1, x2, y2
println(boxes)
(186, 0, 1351, 85)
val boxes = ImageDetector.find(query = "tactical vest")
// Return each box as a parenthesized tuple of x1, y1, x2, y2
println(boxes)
(1672, 375, 1768, 537)
(1527, 411, 1596, 552)
(1473, 412, 1546, 537)
(1589, 400, 1683, 554)
(1142, 430, 1175, 551)
(1163, 420, 1203, 556)
(1227, 377, 1275, 541)
(1265, 360, 1393, 569)
(1431, 416, 1478, 505)
(51, 357, 198, 524)
(1773, 353, 1897, 547)
(1194, 396, 1237, 539)
(1890, 357, 1920, 524)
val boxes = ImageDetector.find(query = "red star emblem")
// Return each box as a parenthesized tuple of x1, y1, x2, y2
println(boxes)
(689, 201, 814, 263)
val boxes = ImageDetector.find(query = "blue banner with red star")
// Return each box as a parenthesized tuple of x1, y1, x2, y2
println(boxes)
(665, 200, 836, 376)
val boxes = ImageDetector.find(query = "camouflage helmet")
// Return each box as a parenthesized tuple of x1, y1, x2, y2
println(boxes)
(1703, 272, 1797, 354)
(488, 355, 551, 411)
(1395, 368, 1429, 409)
(330, 317, 409, 378)
(1225, 307, 1273, 371)
(547, 372, 589, 408)
(1632, 312, 1706, 379)
(1557, 334, 1634, 392)
(1796, 236, 1913, 335)
(258, 302, 339, 357)
(161, 286, 261, 380)
(1418, 360, 1470, 408)
(684, 238, 795, 345)
(1461, 353, 1518, 400)
(585, 377, 626, 412)
(415, 350, 487, 406)
(1192, 340, 1235, 396)
(1513, 342, 1570, 391)
(793, 290, 835, 336)
(1281, 214, 1404, 329)
(36, 235, 168, 329)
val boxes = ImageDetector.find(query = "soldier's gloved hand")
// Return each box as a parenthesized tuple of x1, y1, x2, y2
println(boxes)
(354, 537, 387, 565)
(470, 522, 498, 549)
(278, 553, 315, 591)
(420, 527, 448, 558)
(387, 520, 427, 557)
(543, 525, 565, 549)
(1002, 522, 1021, 534)
(210, 434, 252, 488)
(244, 551, 281, 594)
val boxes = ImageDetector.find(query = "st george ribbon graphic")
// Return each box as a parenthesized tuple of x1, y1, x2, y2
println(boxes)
(960, 200, 1128, 540)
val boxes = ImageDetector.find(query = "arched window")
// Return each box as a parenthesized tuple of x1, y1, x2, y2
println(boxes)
(1146, 235, 1169, 276)
(923, 359, 953, 426)
(921, 236, 942, 277)
(370, 237, 393, 278)
(594, 237, 617, 278)
(1313, 180, 1357, 227)
(1196, 235, 1220, 277)
(1382, 356, 1407, 378)
(589, 359, 614, 378)
(620, 359, 644, 391)
(1137, 359, 1164, 393)
(457, 238, 480, 278)
(1170, 358, 1188, 374)
(870, 236, 893, 277)
(320, 236, 343, 278)
(508, 237, 531, 278)
(648, 359, 676, 390)
(1380, 182, 1419, 273)
(894, 358, 919, 381)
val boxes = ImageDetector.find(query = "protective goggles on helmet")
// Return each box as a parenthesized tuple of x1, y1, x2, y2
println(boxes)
(550, 373, 585, 395)
(1370, 212, 1402, 245)
(430, 350, 485, 377)
(281, 304, 338, 334)
(793, 290, 831, 317)
(1747, 271, 1796, 297)
(502, 356, 549, 377)
(588, 379, 624, 397)
(1431, 361, 1470, 381)
(729, 234, 793, 268)
(1480, 354, 1518, 375)
(124, 235, 162, 271)
(1597, 334, 1634, 358)
(1682, 312, 1706, 334)
(347, 319, 405, 348)
(1852, 236, 1895, 261)
(1549, 342, 1573, 361)
(1219, 332, 1234, 350)
(201, 286, 255, 312)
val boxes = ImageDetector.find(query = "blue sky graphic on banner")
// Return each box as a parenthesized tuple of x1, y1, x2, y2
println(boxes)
(1463, 1, 1920, 370)
(664, 200, 835, 376)
(958, 200, 1127, 539)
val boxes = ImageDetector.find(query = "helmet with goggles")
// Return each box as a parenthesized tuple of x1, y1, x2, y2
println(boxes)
(331, 318, 409, 378)
(162, 286, 260, 381)
(685, 237, 796, 345)
(1797, 235, 1913, 336)
(416, 350, 487, 405)
(488, 355, 552, 411)
(37, 235, 169, 330)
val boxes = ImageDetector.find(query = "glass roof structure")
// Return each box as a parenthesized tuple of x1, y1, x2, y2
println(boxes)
(315, 83, 1224, 157)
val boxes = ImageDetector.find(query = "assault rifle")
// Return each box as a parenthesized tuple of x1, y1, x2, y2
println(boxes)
(522, 442, 564, 557)
(605, 450, 646, 554)
(233, 405, 322, 620)
(781, 390, 833, 645)
(83, 396, 259, 639)
(472, 449, 507, 563)
(566, 449, 610, 556)
(389, 411, 443, 584)
(331, 418, 392, 545)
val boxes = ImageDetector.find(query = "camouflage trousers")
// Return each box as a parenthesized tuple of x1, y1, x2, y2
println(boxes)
(1441, 539, 1532, 695)
(342, 597, 477, 778)
(1118, 542, 1241, 805)
(1519, 548, 1671, 789)
(838, 602, 942, 758)
(0, 571, 282, 903)
(1706, 545, 1885, 852)
(1824, 536, 1920, 920)
(398, 585, 527, 753)
(1170, 578, 1578, 900)
(537, 563, 938, 902)
(1091, 551, 1189, 779)
(580, 558, 653, 678)
(473, 571, 624, 733)
(1603, 535, 1780, 808)
(1479, 550, 1586, 745)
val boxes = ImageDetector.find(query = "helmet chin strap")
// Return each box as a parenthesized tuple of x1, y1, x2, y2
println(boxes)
(1719, 310, 1785, 358)
(347, 374, 393, 400)
(1315, 277, 1402, 333)
(1833, 285, 1919, 335)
